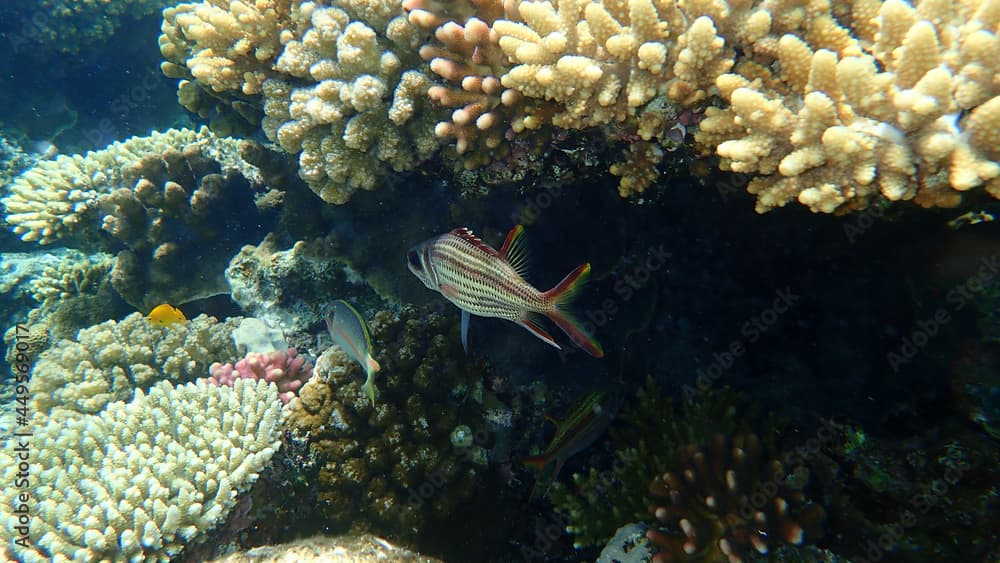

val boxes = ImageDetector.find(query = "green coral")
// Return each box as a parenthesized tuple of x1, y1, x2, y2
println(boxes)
(549, 377, 756, 548)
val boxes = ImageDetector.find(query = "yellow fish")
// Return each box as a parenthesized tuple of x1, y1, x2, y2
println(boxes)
(147, 304, 187, 326)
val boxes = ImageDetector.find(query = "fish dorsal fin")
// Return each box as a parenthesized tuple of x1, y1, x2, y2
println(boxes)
(499, 225, 530, 278)
(450, 227, 500, 257)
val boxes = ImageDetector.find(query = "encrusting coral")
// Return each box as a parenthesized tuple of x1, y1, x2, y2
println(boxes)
(0, 379, 283, 563)
(30, 312, 241, 416)
(224, 233, 383, 333)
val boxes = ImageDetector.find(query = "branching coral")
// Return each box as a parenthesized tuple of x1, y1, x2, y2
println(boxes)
(0, 379, 282, 562)
(403, 0, 551, 169)
(159, 0, 304, 133)
(646, 434, 825, 563)
(260, 0, 442, 204)
(162, 0, 443, 204)
(694, 0, 1000, 213)
(30, 312, 240, 416)
(284, 306, 491, 539)
(209, 348, 314, 403)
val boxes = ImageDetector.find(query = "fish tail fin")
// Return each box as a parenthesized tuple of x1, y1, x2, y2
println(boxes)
(521, 453, 550, 473)
(544, 262, 591, 306)
(362, 380, 377, 406)
(366, 355, 381, 373)
(544, 263, 604, 358)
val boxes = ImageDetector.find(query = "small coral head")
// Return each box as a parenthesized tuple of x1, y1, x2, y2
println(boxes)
(646, 434, 825, 563)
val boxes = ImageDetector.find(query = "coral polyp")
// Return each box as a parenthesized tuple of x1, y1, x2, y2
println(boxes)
(646, 434, 825, 563)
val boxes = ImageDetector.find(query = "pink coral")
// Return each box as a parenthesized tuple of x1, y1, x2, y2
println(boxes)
(208, 348, 313, 403)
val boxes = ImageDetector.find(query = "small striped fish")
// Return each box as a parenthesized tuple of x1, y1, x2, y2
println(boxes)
(406, 225, 603, 357)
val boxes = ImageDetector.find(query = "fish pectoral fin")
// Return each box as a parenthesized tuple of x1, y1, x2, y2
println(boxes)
(543, 413, 563, 426)
(517, 316, 562, 350)
(439, 283, 460, 298)
(461, 310, 470, 353)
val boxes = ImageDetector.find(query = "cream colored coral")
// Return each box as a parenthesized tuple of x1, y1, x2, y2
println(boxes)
(30, 313, 240, 415)
(695, 0, 1000, 213)
(1, 128, 211, 245)
(261, 1, 441, 204)
(27, 252, 114, 304)
(0, 379, 282, 562)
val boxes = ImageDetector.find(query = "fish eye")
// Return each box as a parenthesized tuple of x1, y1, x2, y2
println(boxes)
(407, 250, 422, 270)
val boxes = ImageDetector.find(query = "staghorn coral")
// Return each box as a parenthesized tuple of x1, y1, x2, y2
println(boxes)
(260, 0, 443, 204)
(30, 312, 241, 416)
(209, 348, 314, 403)
(646, 433, 825, 563)
(0, 379, 282, 562)
(284, 306, 490, 539)
(694, 0, 1000, 213)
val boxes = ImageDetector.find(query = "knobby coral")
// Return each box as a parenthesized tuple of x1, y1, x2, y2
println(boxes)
(161, 0, 443, 204)
(30, 312, 240, 415)
(284, 306, 491, 539)
(209, 348, 314, 403)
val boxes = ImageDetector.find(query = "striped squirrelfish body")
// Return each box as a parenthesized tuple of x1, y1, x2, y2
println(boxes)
(406, 225, 603, 358)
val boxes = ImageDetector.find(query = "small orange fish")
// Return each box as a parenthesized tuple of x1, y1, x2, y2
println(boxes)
(147, 304, 187, 326)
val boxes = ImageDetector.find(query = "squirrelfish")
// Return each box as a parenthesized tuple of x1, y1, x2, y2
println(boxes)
(406, 226, 603, 357)
(326, 299, 381, 405)
(523, 389, 621, 499)
(147, 304, 186, 326)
